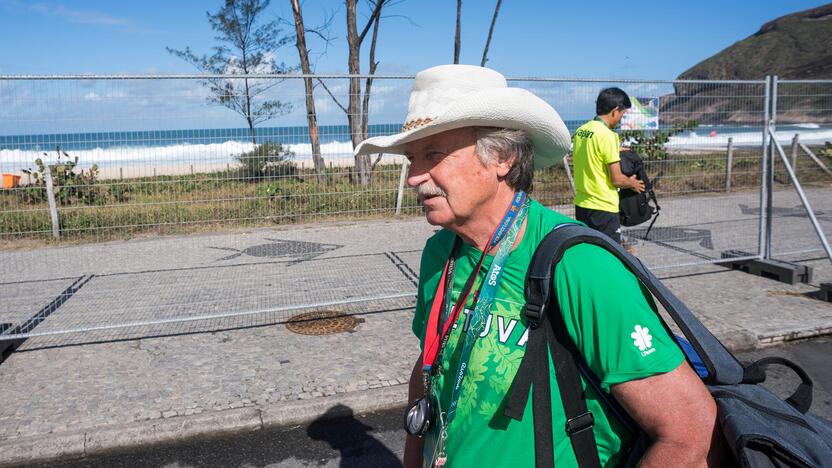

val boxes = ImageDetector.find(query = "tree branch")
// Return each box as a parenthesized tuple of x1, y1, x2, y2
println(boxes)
(361, 7, 381, 141)
(371, 153, 384, 170)
(454, 0, 461, 64)
(357, 0, 385, 44)
(316, 78, 349, 113)
(481, 0, 502, 67)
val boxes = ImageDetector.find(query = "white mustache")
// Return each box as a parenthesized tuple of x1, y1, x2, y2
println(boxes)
(415, 184, 447, 200)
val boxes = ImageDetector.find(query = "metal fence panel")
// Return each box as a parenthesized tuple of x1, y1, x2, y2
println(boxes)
(0, 74, 776, 343)
(769, 79, 832, 259)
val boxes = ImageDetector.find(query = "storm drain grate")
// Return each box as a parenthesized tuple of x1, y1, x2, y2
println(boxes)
(285, 310, 364, 336)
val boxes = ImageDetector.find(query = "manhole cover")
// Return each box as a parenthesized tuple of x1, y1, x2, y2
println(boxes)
(285, 310, 364, 335)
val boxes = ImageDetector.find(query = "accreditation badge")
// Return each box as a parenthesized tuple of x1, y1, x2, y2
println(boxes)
(422, 388, 448, 467)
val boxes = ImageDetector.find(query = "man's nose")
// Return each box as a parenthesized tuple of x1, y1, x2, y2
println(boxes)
(406, 158, 430, 188)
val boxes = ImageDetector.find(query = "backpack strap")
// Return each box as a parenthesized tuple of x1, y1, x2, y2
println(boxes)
(523, 224, 744, 385)
(504, 223, 601, 468)
(546, 283, 603, 467)
(505, 223, 746, 466)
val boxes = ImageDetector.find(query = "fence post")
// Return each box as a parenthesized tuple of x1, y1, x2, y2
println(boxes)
(798, 142, 832, 177)
(757, 76, 772, 259)
(563, 153, 575, 196)
(765, 75, 778, 259)
(395, 160, 409, 216)
(791, 133, 799, 181)
(44, 165, 60, 240)
(725, 137, 734, 192)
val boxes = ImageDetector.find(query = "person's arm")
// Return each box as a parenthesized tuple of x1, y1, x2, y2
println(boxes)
(553, 244, 725, 466)
(611, 362, 727, 467)
(608, 161, 645, 192)
(404, 356, 425, 468)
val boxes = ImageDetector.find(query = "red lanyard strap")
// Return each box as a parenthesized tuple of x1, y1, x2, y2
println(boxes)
(422, 238, 484, 373)
(437, 238, 462, 336)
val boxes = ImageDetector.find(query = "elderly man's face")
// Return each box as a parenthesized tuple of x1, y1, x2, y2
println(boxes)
(404, 127, 500, 229)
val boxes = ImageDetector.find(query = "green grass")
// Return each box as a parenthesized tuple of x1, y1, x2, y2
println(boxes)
(0, 164, 420, 245)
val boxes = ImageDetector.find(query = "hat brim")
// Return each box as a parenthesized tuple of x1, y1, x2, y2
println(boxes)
(354, 88, 571, 169)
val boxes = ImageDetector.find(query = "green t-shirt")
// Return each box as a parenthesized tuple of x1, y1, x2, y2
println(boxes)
(413, 199, 684, 467)
(572, 118, 621, 213)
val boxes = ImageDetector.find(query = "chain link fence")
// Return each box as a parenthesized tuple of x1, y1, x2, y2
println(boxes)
(0, 75, 418, 243)
(516, 78, 768, 269)
(0, 74, 828, 344)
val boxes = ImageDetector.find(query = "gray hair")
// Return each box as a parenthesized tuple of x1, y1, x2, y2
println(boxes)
(475, 127, 535, 193)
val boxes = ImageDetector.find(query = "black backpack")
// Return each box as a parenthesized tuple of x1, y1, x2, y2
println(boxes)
(619, 150, 660, 236)
(505, 224, 832, 467)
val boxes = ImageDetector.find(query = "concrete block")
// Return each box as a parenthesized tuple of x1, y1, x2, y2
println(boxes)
(720, 251, 812, 285)
(819, 283, 832, 302)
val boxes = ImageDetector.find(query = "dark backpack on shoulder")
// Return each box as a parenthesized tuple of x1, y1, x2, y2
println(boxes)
(505, 224, 832, 467)
(619, 150, 660, 235)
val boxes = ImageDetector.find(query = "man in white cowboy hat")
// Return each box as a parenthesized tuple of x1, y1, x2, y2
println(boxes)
(355, 64, 721, 468)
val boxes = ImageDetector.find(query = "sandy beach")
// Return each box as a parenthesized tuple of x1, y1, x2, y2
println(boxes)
(2, 153, 409, 185)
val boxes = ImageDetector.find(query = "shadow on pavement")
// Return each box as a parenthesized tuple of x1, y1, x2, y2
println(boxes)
(308, 404, 402, 468)
(22, 403, 406, 468)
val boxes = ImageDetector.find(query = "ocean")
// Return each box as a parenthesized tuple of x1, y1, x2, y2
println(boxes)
(1, 122, 830, 173)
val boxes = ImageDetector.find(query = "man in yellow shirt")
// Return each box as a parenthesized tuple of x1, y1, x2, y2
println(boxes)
(572, 88, 645, 245)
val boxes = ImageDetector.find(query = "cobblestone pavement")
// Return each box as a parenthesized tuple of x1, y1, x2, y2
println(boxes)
(0, 188, 831, 466)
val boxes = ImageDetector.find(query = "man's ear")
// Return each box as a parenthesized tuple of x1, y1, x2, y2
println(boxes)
(496, 155, 515, 178)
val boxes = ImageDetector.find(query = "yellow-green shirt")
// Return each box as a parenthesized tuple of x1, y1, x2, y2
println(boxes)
(572, 118, 621, 213)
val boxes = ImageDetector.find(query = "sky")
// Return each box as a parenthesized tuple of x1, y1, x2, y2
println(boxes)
(0, 0, 829, 136)
(0, 0, 828, 79)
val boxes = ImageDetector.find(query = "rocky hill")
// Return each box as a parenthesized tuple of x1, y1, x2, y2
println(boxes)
(661, 4, 832, 124)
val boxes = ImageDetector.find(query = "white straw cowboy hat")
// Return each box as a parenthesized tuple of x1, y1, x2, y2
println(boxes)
(354, 64, 571, 169)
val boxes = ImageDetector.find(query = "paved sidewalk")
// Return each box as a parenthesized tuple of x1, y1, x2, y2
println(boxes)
(1, 191, 832, 466)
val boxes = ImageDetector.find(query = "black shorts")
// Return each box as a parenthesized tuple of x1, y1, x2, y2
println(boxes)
(574, 206, 621, 243)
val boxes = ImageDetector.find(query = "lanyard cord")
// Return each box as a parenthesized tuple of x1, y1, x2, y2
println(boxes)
(444, 200, 528, 424)
(421, 191, 527, 375)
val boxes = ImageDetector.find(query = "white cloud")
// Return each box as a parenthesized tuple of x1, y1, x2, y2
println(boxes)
(26, 2, 155, 33)
(313, 97, 333, 114)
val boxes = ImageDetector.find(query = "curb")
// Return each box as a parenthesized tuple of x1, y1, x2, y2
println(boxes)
(0, 385, 408, 467)
(757, 325, 832, 348)
(260, 384, 408, 429)
(2, 326, 831, 467)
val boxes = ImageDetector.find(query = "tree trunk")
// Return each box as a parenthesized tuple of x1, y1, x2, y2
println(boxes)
(243, 77, 257, 144)
(346, 0, 383, 186)
(454, 0, 461, 64)
(481, 0, 502, 67)
(346, 0, 365, 184)
(247, 116, 257, 145)
(362, 12, 383, 177)
(290, 0, 326, 183)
